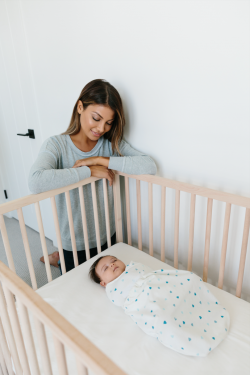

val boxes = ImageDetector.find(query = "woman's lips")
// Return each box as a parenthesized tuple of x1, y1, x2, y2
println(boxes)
(91, 130, 102, 137)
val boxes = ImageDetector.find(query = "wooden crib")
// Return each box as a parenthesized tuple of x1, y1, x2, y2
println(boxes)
(0, 172, 249, 375)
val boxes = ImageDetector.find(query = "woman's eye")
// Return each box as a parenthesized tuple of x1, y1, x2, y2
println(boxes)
(92, 117, 99, 122)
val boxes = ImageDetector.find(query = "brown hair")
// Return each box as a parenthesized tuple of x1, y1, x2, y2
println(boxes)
(62, 79, 125, 155)
(88, 255, 110, 284)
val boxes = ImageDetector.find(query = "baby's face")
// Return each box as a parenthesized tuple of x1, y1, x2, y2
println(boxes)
(96, 256, 126, 287)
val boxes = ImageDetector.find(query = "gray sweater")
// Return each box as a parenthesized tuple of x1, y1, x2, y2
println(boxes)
(28, 135, 157, 251)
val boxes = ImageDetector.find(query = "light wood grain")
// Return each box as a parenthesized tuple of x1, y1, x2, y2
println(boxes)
(65, 191, 79, 267)
(218, 203, 231, 289)
(0, 317, 14, 375)
(51, 197, 66, 274)
(17, 208, 37, 290)
(236, 208, 250, 298)
(187, 194, 196, 271)
(79, 187, 90, 260)
(3, 285, 31, 375)
(136, 180, 142, 251)
(33, 317, 53, 375)
(113, 174, 123, 243)
(91, 182, 101, 254)
(0, 343, 7, 375)
(148, 182, 153, 256)
(76, 358, 89, 375)
(174, 190, 180, 269)
(0, 262, 128, 375)
(125, 176, 132, 246)
(35, 202, 52, 283)
(103, 179, 111, 248)
(0, 214, 15, 273)
(53, 336, 69, 375)
(0, 284, 22, 375)
(160, 186, 166, 262)
(203, 198, 213, 282)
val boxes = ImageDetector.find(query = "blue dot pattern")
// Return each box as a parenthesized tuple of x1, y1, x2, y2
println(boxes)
(106, 261, 230, 357)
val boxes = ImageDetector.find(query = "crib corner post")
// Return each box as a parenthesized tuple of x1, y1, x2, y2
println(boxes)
(113, 173, 123, 243)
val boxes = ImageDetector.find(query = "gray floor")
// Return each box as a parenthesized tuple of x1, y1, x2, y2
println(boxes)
(0, 216, 61, 289)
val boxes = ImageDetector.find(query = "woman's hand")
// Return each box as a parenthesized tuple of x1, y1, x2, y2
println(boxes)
(89, 166, 115, 186)
(72, 156, 109, 168)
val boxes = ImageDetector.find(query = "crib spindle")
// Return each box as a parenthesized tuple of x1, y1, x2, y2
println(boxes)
(0, 284, 22, 375)
(148, 182, 153, 256)
(0, 215, 16, 273)
(125, 176, 132, 246)
(76, 357, 89, 375)
(203, 198, 213, 282)
(187, 194, 196, 271)
(2, 285, 31, 375)
(160, 186, 166, 262)
(0, 343, 7, 375)
(53, 336, 69, 375)
(18, 302, 41, 375)
(91, 182, 101, 254)
(65, 191, 79, 267)
(34, 318, 53, 375)
(236, 208, 250, 298)
(17, 208, 37, 290)
(113, 173, 123, 243)
(136, 180, 142, 251)
(50, 197, 66, 274)
(78, 187, 90, 260)
(0, 317, 14, 375)
(218, 203, 231, 290)
(35, 202, 52, 283)
(103, 179, 111, 248)
(174, 190, 180, 269)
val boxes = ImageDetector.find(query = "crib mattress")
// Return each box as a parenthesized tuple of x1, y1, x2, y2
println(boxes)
(36, 243, 250, 375)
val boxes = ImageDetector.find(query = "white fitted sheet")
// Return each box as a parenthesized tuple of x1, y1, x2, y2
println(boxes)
(36, 243, 250, 375)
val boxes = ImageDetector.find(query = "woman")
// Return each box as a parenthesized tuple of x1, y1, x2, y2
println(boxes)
(28, 79, 157, 272)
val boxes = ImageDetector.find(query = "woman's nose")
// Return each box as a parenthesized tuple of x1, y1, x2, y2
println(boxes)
(96, 122, 105, 133)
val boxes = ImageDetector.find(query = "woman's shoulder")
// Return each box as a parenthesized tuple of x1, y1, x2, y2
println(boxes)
(40, 134, 68, 156)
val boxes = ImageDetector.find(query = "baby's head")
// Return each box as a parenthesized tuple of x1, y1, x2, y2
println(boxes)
(89, 255, 126, 287)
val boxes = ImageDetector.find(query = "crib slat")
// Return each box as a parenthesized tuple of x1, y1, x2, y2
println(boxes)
(218, 203, 231, 289)
(148, 182, 153, 256)
(35, 202, 52, 283)
(3, 285, 31, 375)
(53, 336, 69, 375)
(160, 186, 166, 262)
(33, 318, 53, 375)
(113, 173, 123, 243)
(236, 208, 250, 298)
(65, 191, 79, 267)
(0, 317, 14, 375)
(103, 179, 111, 248)
(18, 302, 41, 375)
(136, 180, 142, 251)
(203, 198, 213, 282)
(17, 208, 37, 290)
(0, 215, 16, 273)
(91, 182, 101, 254)
(78, 187, 90, 260)
(0, 344, 7, 375)
(174, 190, 180, 269)
(76, 357, 89, 375)
(0, 284, 22, 375)
(125, 176, 132, 246)
(187, 194, 196, 271)
(50, 197, 66, 274)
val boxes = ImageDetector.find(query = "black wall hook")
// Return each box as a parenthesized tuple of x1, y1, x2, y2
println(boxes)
(17, 129, 35, 139)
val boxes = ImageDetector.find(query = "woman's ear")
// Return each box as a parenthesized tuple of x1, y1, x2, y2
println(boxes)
(100, 280, 106, 287)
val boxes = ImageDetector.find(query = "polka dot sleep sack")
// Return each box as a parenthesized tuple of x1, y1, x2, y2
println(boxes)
(106, 261, 230, 357)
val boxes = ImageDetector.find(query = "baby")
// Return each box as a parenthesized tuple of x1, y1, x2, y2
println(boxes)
(89, 255, 126, 287)
(89, 255, 230, 357)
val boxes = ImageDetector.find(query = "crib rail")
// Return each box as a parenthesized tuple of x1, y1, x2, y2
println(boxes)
(0, 172, 249, 300)
(0, 261, 127, 375)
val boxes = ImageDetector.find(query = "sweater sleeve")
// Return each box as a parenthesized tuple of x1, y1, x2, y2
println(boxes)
(28, 138, 91, 194)
(108, 139, 157, 175)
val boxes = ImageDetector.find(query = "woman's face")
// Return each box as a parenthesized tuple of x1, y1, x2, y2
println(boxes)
(77, 101, 115, 141)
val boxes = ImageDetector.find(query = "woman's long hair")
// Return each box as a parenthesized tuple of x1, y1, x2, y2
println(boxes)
(62, 79, 125, 155)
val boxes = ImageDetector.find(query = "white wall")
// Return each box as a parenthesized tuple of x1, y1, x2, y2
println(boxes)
(0, 1, 249, 299)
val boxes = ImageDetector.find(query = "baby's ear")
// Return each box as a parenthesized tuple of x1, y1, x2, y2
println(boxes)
(100, 280, 106, 287)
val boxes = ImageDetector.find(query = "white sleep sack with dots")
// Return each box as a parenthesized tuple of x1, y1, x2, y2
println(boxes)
(106, 261, 230, 357)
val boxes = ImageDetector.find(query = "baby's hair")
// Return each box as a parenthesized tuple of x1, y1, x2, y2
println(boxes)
(89, 255, 111, 284)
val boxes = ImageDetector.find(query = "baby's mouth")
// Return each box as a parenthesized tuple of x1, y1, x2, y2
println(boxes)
(114, 266, 118, 272)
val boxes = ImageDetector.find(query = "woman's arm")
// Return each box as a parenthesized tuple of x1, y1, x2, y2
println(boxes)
(28, 138, 91, 194)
